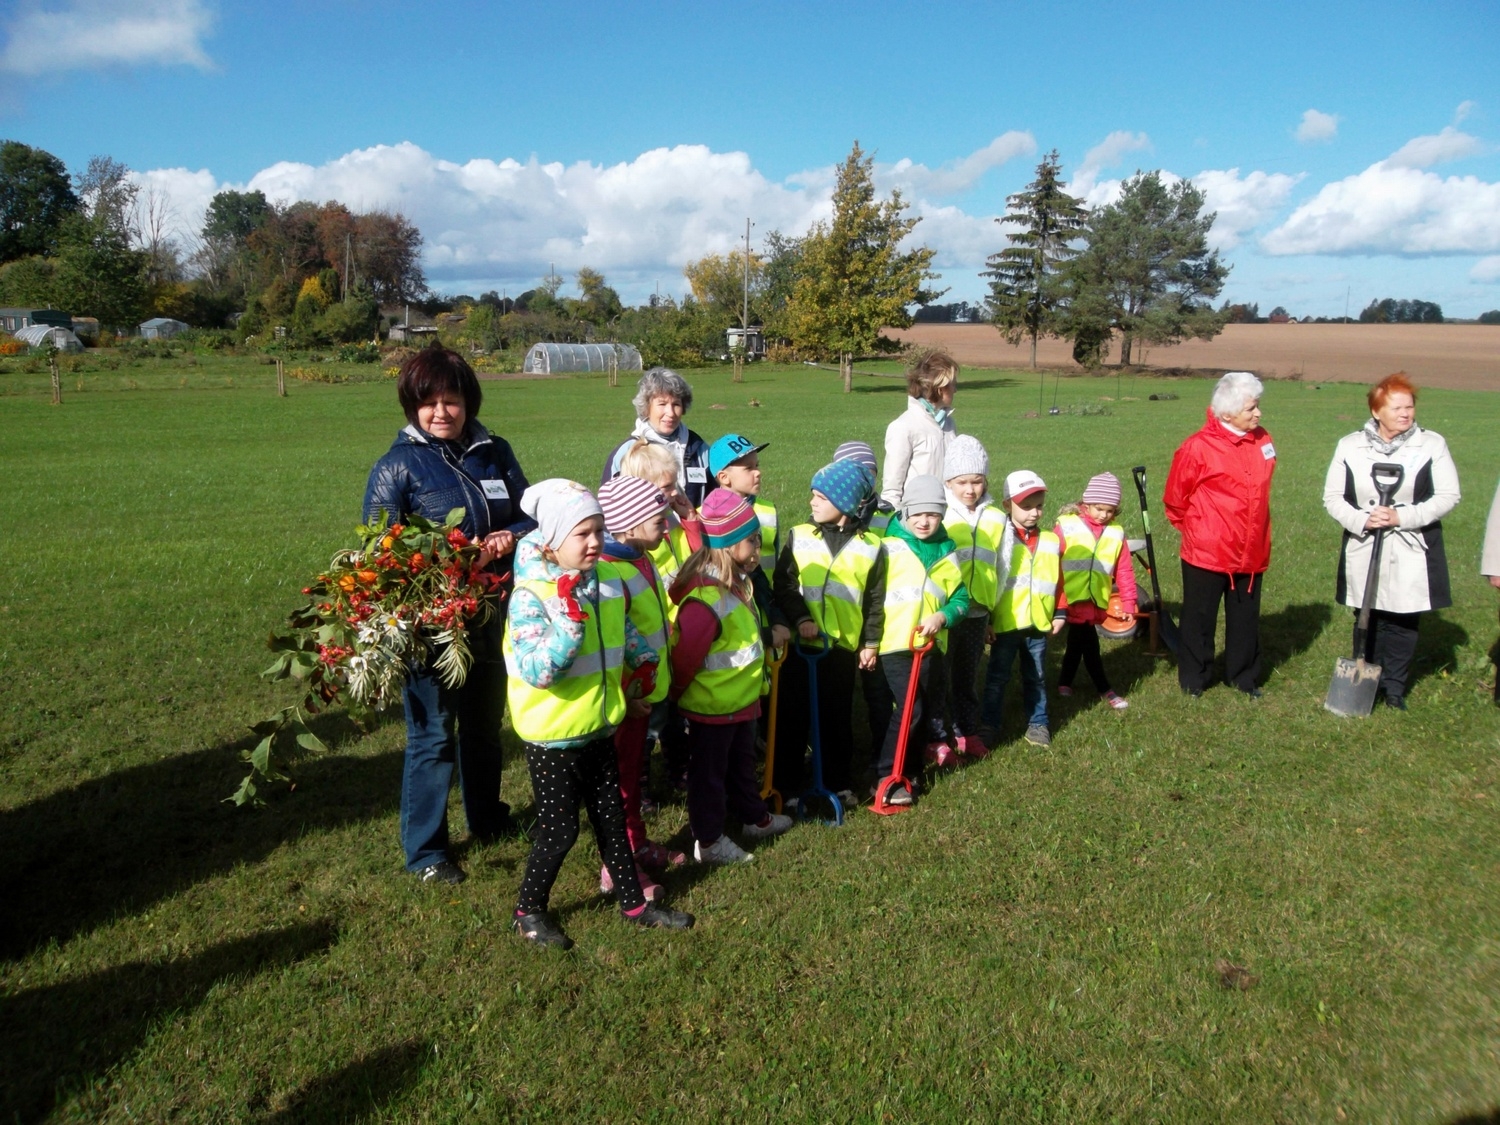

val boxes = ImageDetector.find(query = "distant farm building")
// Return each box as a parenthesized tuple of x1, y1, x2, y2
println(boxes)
(14, 324, 84, 352)
(140, 317, 189, 339)
(523, 342, 643, 375)
(0, 308, 72, 333)
(725, 327, 766, 358)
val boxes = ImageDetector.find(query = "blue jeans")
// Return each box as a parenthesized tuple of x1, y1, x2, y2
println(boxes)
(400, 643, 510, 872)
(981, 628, 1049, 731)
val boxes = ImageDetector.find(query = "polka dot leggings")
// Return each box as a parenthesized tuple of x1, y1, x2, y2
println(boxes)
(516, 737, 645, 914)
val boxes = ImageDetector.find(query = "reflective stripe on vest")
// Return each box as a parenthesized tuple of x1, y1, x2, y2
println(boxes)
(868, 509, 892, 536)
(944, 506, 1006, 613)
(503, 562, 627, 742)
(878, 537, 964, 655)
(790, 525, 880, 651)
(1057, 514, 1124, 608)
(645, 523, 691, 590)
(994, 531, 1061, 632)
(604, 552, 671, 703)
(677, 584, 766, 714)
(753, 499, 778, 571)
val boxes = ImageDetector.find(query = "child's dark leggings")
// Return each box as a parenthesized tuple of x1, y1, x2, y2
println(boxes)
(1060, 621, 1110, 692)
(877, 649, 939, 781)
(773, 642, 858, 794)
(516, 737, 644, 914)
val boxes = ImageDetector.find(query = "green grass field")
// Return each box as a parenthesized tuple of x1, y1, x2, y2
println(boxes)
(2, 359, 1498, 1122)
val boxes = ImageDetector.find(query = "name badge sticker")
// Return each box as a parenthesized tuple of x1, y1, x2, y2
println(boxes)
(481, 479, 510, 500)
(686, 467, 708, 484)
(1261, 443, 1276, 460)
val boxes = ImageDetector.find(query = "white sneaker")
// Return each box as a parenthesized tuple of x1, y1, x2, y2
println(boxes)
(742, 811, 793, 839)
(694, 835, 754, 864)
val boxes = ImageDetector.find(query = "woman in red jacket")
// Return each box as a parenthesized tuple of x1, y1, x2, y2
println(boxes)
(1164, 372, 1277, 698)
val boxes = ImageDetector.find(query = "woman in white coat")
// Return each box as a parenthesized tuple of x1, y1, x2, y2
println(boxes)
(881, 349, 958, 511)
(1323, 372, 1460, 709)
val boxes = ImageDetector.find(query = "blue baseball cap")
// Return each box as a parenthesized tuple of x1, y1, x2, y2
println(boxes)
(707, 433, 769, 477)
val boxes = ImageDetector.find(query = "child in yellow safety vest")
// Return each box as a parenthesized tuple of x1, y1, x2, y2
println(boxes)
(669, 490, 794, 865)
(771, 458, 884, 807)
(1054, 472, 1139, 711)
(833, 440, 898, 746)
(597, 475, 688, 903)
(707, 433, 778, 573)
(504, 479, 694, 950)
(941, 435, 1007, 763)
(862, 474, 969, 809)
(980, 470, 1063, 747)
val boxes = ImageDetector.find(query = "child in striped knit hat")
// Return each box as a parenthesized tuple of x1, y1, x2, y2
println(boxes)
(1053, 472, 1138, 710)
(669, 490, 794, 864)
(597, 475, 688, 903)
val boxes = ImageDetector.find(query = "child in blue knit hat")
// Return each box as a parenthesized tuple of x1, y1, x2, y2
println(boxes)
(772, 459, 884, 807)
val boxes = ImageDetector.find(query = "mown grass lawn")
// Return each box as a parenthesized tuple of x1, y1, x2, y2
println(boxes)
(2, 359, 1498, 1122)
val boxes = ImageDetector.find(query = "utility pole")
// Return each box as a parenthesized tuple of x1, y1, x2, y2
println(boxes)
(742, 217, 751, 331)
(1344, 286, 1350, 322)
(344, 232, 352, 303)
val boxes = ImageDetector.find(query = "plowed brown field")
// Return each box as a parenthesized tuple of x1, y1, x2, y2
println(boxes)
(888, 323, 1500, 390)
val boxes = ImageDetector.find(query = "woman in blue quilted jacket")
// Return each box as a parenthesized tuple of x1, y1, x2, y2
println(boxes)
(363, 347, 536, 884)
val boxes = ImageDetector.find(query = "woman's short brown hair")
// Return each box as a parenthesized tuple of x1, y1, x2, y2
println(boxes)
(396, 346, 483, 427)
(1368, 372, 1417, 413)
(905, 348, 959, 404)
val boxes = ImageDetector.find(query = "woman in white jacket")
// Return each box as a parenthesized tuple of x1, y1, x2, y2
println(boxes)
(1323, 373, 1460, 709)
(881, 349, 958, 511)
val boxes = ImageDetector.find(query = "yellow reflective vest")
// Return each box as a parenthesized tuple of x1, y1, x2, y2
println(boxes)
(944, 503, 1007, 617)
(676, 583, 766, 715)
(753, 498, 778, 572)
(878, 537, 965, 655)
(789, 524, 881, 652)
(606, 553, 671, 704)
(1057, 513, 1125, 609)
(645, 521, 693, 593)
(503, 562, 628, 743)
(993, 529, 1062, 632)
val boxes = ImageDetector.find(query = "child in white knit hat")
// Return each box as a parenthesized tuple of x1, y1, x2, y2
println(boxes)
(940, 435, 1006, 763)
(1053, 472, 1139, 710)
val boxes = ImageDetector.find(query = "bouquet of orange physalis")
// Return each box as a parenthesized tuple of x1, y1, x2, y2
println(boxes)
(229, 508, 502, 806)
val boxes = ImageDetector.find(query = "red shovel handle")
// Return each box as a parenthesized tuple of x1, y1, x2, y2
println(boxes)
(871, 628, 935, 815)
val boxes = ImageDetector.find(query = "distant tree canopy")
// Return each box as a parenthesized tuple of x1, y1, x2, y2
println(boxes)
(0, 140, 78, 263)
(1479, 309, 1500, 325)
(1359, 297, 1443, 324)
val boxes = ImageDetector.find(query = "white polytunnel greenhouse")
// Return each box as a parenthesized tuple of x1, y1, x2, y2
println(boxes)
(13, 324, 84, 352)
(522, 342, 643, 375)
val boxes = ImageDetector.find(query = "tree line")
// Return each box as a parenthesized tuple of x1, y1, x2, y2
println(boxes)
(0, 139, 424, 341)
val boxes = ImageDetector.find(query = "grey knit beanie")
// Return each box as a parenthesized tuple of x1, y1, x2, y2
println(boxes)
(902, 474, 947, 517)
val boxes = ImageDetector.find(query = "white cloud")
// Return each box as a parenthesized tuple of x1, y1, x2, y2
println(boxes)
(1384, 125, 1483, 170)
(882, 131, 1037, 197)
(1262, 128, 1500, 255)
(1067, 131, 1152, 204)
(1472, 256, 1500, 283)
(1296, 109, 1339, 143)
(1193, 168, 1304, 249)
(0, 0, 213, 76)
(1455, 100, 1476, 124)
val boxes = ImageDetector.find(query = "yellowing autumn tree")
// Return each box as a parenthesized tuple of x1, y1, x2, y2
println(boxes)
(784, 142, 941, 391)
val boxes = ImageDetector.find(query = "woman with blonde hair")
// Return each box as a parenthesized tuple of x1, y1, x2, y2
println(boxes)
(881, 349, 959, 511)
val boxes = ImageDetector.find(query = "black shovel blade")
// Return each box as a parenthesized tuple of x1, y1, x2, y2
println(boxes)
(1325, 656, 1382, 717)
(1157, 607, 1181, 653)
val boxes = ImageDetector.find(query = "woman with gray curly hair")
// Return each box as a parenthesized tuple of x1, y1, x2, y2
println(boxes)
(601, 367, 713, 507)
(1164, 371, 1278, 698)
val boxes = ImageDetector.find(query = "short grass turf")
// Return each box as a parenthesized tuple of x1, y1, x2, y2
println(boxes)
(2, 360, 1498, 1122)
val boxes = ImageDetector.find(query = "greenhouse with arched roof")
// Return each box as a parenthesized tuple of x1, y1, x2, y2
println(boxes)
(522, 342, 643, 375)
(14, 324, 84, 352)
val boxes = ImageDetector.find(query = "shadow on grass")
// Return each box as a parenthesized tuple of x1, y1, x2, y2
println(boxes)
(1410, 612, 1469, 694)
(853, 377, 1022, 395)
(1448, 1112, 1500, 1125)
(262, 1038, 430, 1123)
(0, 920, 336, 1123)
(1260, 600, 1335, 680)
(0, 714, 400, 961)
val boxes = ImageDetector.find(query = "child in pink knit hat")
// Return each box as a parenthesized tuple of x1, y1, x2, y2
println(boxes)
(1053, 473, 1138, 710)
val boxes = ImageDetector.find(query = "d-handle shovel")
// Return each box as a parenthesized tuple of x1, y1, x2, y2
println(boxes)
(795, 632, 844, 826)
(1325, 461, 1406, 717)
(1131, 465, 1180, 655)
(760, 643, 788, 813)
(871, 629, 934, 816)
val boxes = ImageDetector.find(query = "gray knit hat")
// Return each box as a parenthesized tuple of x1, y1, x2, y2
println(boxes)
(943, 434, 988, 480)
(902, 474, 947, 517)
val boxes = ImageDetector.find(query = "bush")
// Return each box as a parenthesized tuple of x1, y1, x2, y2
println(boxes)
(1479, 310, 1500, 325)
(337, 341, 380, 363)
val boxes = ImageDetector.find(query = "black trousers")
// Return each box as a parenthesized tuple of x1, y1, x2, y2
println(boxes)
(944, 616, 989, 738)
(1178, 561, 1263, 694)
(516, 738, 644, 914)
(1356, 609, 1421, 703)
(1060, 622, 1110, 692)
(877, 649, 941, 782)
(773, 643, 858, 794)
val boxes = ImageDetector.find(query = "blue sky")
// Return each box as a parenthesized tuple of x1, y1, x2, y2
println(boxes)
(2, 0, 1498, 315)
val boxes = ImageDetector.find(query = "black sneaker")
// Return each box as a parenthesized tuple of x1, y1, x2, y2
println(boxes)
(513, 912, 574, 949)
(625, 903, 695, 930)
(417, 860, 466, 885)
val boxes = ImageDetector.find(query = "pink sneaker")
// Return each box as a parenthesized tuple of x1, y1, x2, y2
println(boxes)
(925, 741, 956, 768)
(956, 735, 990, 760)
(1104, 691, 1129, 710)
(634, 840, 687, 870)
(599, 864, 663, 902)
